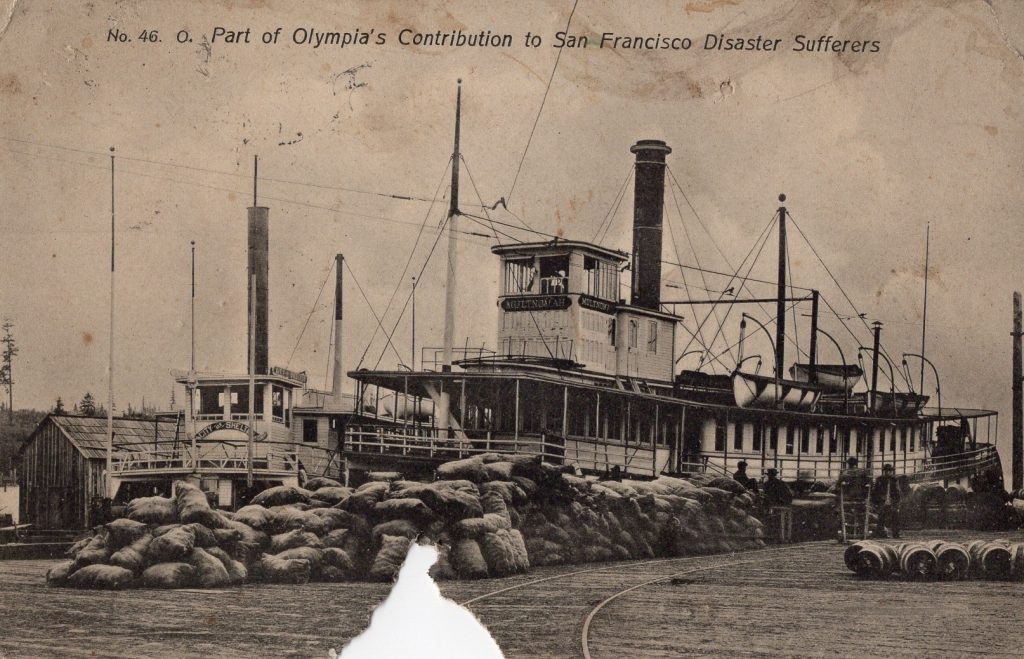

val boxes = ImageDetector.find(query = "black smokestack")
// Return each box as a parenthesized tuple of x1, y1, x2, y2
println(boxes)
(630, 139, 671, 310)
(248, 206, 269, 375)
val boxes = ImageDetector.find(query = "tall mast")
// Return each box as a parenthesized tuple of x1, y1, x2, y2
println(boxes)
(106, 147, 116, 500)
(919, 222, 930, 393)
(442, 79, 461, 373)
(775, 194, 787, 379)
(1012, 291, 1022, 490)
(809, 289, 819, 383)
(190, 240, 196, 372)
(247, 156, 257, 489)
(870, 321, 883, 413)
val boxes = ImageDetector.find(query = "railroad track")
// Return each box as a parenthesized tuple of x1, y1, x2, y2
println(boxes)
(455, 541, 833, 658)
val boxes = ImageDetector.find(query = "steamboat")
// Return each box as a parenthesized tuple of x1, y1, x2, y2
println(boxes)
(100, 84, 1000, 509)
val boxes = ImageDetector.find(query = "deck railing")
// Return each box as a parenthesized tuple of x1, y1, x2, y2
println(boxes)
(344, 426, 666, 477)
(705, 443, 1000, 483)
(110, 440, 343, 479)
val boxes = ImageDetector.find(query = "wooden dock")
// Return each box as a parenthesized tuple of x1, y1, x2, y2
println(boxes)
(1, 530, 1021, 658)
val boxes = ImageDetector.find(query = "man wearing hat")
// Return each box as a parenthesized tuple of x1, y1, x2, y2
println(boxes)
(732, 460, 758, 492)
(763, 468, 793, 542)
(871, 463, 902, 538)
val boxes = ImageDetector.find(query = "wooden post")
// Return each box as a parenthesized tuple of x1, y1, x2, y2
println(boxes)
(1013, 291, 1022, 490)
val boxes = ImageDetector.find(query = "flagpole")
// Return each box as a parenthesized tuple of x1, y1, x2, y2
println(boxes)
(106, 147, 116, 500)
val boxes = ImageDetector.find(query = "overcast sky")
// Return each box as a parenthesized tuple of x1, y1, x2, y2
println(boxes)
(1, 1, 1022, 460)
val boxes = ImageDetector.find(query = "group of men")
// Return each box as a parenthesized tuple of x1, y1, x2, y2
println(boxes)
(732, 457, 903, 539)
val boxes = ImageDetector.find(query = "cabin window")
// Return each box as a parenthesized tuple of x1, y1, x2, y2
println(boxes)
(538, 254, 570, 294)
(910, 427, 916, 452)
(628, 319, 638, 349)
(800, 426, 810, 453)
(714, 419, 726, 452)
(199, 387, 222, 416)
(878, 431, 885, 453)
(752, 423, 763, 452)
(889, 428, 896, 452)
(900, 426, 907, 452)
(583, 256, 619, 301)
(816, 427, 825, 454)
(770, 427, 779, 451)
(230, 388, 249, 417)
(647, 321, 658, 353)
(855, 432, 862, 455)
(829, 426, 838, 454)
(607, 318, 616, 345)
(734, 423, 744, 451)
(272, 386, 285, 423)
(785, 426, 795, 455)
(504, 258, 535, 295)
(302, 419, 318, 443)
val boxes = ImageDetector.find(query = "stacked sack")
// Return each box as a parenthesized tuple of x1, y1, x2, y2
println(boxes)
(843, 538, 1024, 581)
(47, 478, 362, 590)
(48, 454, 767, 589)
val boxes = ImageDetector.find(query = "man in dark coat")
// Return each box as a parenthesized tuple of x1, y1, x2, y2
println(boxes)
(763, 468, 793, 507)
(871, 463, 902, 538)
(733, 461, 758, 492)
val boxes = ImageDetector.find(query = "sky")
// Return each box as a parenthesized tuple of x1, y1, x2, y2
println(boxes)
(0, 0, 1022, 462)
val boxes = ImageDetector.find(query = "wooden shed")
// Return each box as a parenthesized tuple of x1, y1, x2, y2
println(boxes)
(17, 414, 178, 530)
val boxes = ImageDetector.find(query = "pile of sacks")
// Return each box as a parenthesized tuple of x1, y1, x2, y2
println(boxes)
(46, 454, 765, 589)
(844, 538, 1024, 581)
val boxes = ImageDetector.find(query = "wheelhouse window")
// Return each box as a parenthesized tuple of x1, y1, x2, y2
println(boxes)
(538, 254, 569, 294)
(230, 387, 249, 417)
(583, 256, 619, 301)
(504, 257, 535, 295)
(272, 385, 285, 423)
(646, 320, 658, 353)
(199, 387, 222, 416)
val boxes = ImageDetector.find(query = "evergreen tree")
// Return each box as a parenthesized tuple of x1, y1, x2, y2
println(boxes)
(53, 397, 65, 414)
(79, 392, 96, 416)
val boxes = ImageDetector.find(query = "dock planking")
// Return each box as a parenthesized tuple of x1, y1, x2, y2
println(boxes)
(0, 530, 1020, 658)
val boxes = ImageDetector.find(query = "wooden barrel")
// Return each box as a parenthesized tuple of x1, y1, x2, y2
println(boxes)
(854, 541, 897, 578)
(927, 540, 970, 580)
(895, 542, 937, 580)
(1009, 543, 1024, 580)
(843, 542, 865, 572)
(969, 541, 1012, 580)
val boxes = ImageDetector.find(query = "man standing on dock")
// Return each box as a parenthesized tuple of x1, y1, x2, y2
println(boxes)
(871, 464, 901, 538)
(763, 468, 793, 543)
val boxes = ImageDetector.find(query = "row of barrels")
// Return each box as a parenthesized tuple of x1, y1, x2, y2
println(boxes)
(844, 539, 1024, 581)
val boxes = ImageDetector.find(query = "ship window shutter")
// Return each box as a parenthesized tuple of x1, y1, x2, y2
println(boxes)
(733, 422, 744, 451)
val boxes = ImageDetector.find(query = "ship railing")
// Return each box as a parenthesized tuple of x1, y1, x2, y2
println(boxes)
(344, 426, 664, 477)
(420, 346, 498, 372)
(702, 443, 1000, 483)
(109, 440, 339, 478)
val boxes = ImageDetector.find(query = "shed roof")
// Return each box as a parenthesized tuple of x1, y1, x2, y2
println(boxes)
(36, 415, 181, 460)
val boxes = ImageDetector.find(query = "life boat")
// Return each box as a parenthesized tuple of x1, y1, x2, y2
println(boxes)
(731, 370, 822, 410)
(789, 363, 863, 394)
